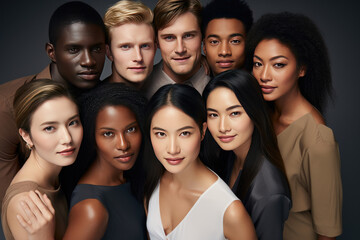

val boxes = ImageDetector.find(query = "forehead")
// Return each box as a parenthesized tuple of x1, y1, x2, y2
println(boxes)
(31, 97, 78, 126)
(110, 23, 155, 42)
(207, 87, 240, 108)
(56, 22, 105, 46)
(255, 39, 295, 59)
(96, 105, 136, 125)
(205, 18, 246, 37)
(158, 12, 200, 35)
(151, 106, 197, 129)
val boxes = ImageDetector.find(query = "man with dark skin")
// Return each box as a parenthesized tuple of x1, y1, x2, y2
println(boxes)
(0, 1, 106, 219)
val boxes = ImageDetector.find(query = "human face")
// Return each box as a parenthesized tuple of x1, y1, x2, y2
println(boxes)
(107, 23, 156, 86)
(150, 106, 205, 174)
(52, 22, 106, 89)
(23, 97, 83, 167)
(252, 39, 305, 102)
(203, 18, 246, 76)
(157, 12, 202, 83)
(206, 87, 253, 158)
(95, 105, 142, 172)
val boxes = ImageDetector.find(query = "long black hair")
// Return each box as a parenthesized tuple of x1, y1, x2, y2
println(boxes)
(202, 69, 287, 199)
(143, 84, 206, 206)
(61, 82, 147, 201)
(245, 12, 333, 114)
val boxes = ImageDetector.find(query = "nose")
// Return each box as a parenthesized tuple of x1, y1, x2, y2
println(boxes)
(116, 133, 130, 151)
(219, 42, 231, 57)
(80, 49, 96, 68)
(60, 127, 72, 145)
(134, 46, 143, 62)
(260, 64, 271, 83)
(167, 136, 180, 155)
(175, 38, 186, 55)
(219, 116, 230, 133)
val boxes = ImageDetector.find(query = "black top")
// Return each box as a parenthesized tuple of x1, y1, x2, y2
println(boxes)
(225, 155, 291, 240)
(70, 183, 147, 240)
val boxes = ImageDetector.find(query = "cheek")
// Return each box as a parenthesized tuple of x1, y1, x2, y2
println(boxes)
(130, 134, 142, 153)
(206, 120, 217, 135)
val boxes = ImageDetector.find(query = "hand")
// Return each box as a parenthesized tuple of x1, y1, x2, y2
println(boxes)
(16, 190, 55, 240)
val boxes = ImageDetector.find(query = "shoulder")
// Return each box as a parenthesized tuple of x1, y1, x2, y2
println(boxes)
(70, 184, 105, 209)
(223, 200, 257, 239)
(64, 199, 108, 240)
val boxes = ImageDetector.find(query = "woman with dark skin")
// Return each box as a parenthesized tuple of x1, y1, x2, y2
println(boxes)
(245, 12, 342, 240)
(203, 70, 291, 240)
(144, 84, 256, 240)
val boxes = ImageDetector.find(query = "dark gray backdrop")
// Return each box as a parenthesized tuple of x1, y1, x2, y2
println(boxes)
(0, 1, 358, 239)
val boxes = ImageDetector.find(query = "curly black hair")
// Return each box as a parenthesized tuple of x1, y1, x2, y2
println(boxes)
(245, 12, 333, 114)
(201, 0, 253, 37)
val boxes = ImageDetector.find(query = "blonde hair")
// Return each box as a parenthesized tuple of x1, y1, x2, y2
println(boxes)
(104, 0, 153, 39)
(153, 0, 202, 34)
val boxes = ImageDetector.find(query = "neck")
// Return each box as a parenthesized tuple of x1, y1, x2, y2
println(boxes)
(232, 136, 252, 171)
(162, 62, 201, 84)
(86, 157, 125, 186)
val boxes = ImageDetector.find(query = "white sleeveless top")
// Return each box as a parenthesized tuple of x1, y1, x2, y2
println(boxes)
(146, 177, 239, 240)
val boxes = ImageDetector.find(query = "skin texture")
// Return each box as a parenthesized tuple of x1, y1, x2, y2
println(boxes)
(46, 22, 106, 90)
(157, 12, 202, 83)
(149, 105, 256, 239)
(203, 18, 246, 76)
(107, 23, 156, 88)
(7, 97, 82, 240)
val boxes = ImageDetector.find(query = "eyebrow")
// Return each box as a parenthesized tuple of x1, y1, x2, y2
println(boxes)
(207, 105, 243, 112)
(152, 126, 195, 132)
(98, 121, 138, 131)
(159, 30, 199, 38)
(254, 55, 289, 61)
(40, 114, 79, 126)
(207, 33, 244, 38)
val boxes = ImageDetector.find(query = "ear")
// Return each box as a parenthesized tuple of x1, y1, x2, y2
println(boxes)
(106, 44, 114, 62)
(202, 42, 207, 55)
(19, 128, 33, 148)
(201, 122, 207, 141)
(298, 65, 306, 78)
(46, 42, 56, 63)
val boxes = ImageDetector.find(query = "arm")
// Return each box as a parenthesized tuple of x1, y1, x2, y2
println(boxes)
(318, 235, 336, 240)
(62, 199, 108, 240)
(223, 200, 257, 240)
(304, 137, 342, 238)
(16, 190, 55, 240)
(250, 194, 291, 240)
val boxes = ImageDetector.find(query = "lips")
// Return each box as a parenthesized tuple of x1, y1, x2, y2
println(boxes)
(173, 56, 190, 62)
(260, 85, 276, 94)
(218, 135, 236, 143)
(114, 153, 134, 163)
(128, 66, 146, 73)
(165, 157, 184, 165)
(216, 60, 234, 68)
(57, 148, 75, 156)
(78, 71, 99, 81)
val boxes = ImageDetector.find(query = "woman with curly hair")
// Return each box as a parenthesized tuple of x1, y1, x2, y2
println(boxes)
(245, 12, 342, 240)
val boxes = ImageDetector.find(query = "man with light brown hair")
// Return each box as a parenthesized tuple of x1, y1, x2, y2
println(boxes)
(104, 0, 156, 89)
(141, 0, 210, 98)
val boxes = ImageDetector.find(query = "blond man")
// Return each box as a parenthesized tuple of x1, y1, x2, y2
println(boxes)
(104, 0, 156, 89)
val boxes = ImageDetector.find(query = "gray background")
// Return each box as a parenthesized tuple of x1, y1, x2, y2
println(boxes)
(0, 1, 358, 239)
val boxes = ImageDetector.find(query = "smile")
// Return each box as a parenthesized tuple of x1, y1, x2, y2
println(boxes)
(57, 148, 75, 156)
(165, 157, 184, 165)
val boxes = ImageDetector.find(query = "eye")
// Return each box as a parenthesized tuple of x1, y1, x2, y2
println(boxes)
(230, 111, 241, 117)
(274, 63, 286, 68)
(103, 131, 114, 137)
(183, 33, 194, 39)
(155, 132, 166, 138)
(68, 47, 79, 54)
(180, 131, 191, 137)
(141, 44, 151, 49)
(209, 39, 219, 45)
(120, 45, 130, 50)
(207, 113, 218, 118)
(92, 46, 102, 52)
(230, 39, 241, 44)
(126, 126, 136, 133)
(44, 126, 55, 132)
(164, 35, 175, 41)
(69, 119, 80, 127)
(253, 62, 262, 68)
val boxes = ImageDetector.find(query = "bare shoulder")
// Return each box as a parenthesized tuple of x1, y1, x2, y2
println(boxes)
(223, 200, 257, 240)
(63, 199, 108, 240)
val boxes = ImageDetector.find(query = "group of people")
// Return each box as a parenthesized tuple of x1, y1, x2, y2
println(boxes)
(0, 0, 342, 239)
